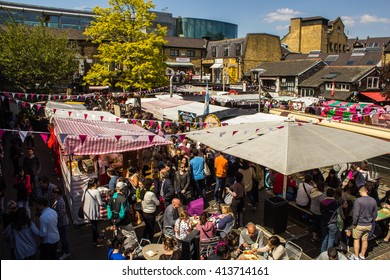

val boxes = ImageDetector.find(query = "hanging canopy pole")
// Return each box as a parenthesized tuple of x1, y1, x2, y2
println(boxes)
(282, 175, 287, 199)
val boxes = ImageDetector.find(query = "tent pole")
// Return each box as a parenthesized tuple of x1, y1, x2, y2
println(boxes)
(282, 175, 287, 199)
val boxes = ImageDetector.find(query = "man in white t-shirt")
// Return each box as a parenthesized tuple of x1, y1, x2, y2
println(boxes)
(296, 175, 314, 208)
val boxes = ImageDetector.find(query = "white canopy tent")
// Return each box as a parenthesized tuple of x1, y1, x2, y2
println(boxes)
(224, 112, 288, 125)
(186, 121, 390, 197)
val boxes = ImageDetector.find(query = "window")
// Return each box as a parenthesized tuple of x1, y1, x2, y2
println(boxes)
(340, 84, 350, 91)
(367, 77, 379, 89)
(223, 45, 229, 57)
(235, 44, 242, 56)
(346, 60, 356, 65)
(186, 50, 195, 57)
(325, 55, 339, 62)
(170, 49, 179, 57)
(308, 50, 321, 57)
(329, 43, 333, 51)
(352, 48, 366, 56)
(212, 47, 217, 57)
(280, 77, 295, 93)
(301, 88, 314, 97)
(67, 41, 78, 49)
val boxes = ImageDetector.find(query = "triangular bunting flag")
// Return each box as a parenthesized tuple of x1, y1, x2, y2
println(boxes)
(276, 126, 284, 129)
(100, 116, 104, 121)
(59, 133, 68, 143)
(157, 121, 162, 128)
(115, 118, 120, 122)
(37, 105, 41, 111)
(203, 123, 207, 128)
(148, 135, 155, 143)
(22, 102, 27, 108)
(219, 132, 226, 137)
(68, 111, 72, 117)
(0, 96, 4, 101)
(84, 113, 88, 120)
(149, 120, 154, 126)
(16, 100, 20, 105)
(79, 135, 87, 145)
(318, 118, 323, 123)
(19, 131, 28, 142)
(40, 133, 48, 144)
(0, 129, 5, 139)
(31, 94, 35, 99)
(179, 134, 186, 142)
(165, 121, 171, 127)
(115, 135, 122, 141)
(232, 131, 238, 136)
(12, 93, 15, 98)
(25, 94, 28, 99)
(53, 96, 57, 100)
(132, 119, 137, 124)
(221, 123, 228, 126)
(29, 103, 34, 109)
(141, 120, 145, 126)
(18, 94, 22, 99)
(53, 108, 57, 114)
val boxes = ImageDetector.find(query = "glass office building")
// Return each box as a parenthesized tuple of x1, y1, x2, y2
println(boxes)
(0, 1, 237, 39)
(0, 1, 94, 29)
(177, 17, 237, 40)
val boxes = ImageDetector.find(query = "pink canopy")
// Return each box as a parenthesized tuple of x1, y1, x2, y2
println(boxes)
(53, 118, 169, 155)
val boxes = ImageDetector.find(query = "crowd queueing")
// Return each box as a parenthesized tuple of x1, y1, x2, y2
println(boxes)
(0, 97, 389, 261)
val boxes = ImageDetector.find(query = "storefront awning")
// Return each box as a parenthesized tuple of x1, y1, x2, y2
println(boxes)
(360, 92, 387, 102)
(210, 63, 223, 69)
(166, 62, 194, 67)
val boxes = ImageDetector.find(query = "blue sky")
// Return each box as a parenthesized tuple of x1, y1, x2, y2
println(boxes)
(8, 0, 390, 39)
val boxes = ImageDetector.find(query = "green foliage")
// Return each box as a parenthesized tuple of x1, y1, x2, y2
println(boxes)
(0, 21, 78, 93)
(379, 62, 390, 100)
(83, 0, 168, 91)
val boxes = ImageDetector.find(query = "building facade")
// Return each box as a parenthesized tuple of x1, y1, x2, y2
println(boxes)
(281, 16, 348, 54)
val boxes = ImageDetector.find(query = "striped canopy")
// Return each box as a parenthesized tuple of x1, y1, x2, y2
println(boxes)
(53, 118, 168, 155)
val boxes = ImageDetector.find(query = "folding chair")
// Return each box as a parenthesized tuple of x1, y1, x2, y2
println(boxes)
(217, 219, 235, 238)
(154, 212, 164, 243)
(285, 241, 303, 260)
(199, 236, 220, 259)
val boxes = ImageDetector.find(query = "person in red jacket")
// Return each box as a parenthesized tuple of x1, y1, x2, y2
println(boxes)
(272, 171, 296, 200)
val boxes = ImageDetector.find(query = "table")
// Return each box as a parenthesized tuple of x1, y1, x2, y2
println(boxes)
(142, 244, 165, 260)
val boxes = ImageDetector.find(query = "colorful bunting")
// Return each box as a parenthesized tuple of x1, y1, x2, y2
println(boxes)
(40, 133, 48, 144)
(148, 135, 155, 143)
(19, 131, 28, 142)
(79, 135, 87, 145)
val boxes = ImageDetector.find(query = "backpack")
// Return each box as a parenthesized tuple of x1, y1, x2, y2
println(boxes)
(108, 195, 122, 223)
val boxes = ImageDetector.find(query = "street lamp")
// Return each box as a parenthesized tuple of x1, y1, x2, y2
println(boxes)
(252, 68, 266, 112)
(166, 67, 174, 97)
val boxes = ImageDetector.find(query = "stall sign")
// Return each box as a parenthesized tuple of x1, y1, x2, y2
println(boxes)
(178, 110, 197, 128)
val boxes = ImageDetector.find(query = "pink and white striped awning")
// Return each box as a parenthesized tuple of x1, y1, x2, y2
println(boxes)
(53, 118, 169, 155)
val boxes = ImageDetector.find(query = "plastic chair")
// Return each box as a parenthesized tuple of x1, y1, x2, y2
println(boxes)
(285, 241, 303, 260)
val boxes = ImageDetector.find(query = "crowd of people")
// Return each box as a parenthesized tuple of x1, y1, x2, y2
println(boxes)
(0, 95, 389, 261)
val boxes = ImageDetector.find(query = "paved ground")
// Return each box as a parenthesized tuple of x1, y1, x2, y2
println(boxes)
(1, 132, 389, 260)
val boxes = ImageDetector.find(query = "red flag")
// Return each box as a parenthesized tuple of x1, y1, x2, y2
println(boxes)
(100, 116, 104, 121)
(68, 111, 72, 117)
(148, 135, 155, 143)
(115, 135, 122, 141)
(331, 81, 335, 97)
(79, 135, 87, 145)
(84, 113, 88, 120)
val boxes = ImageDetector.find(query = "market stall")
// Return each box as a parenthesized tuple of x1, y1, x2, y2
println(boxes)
(52, 118, 169, 224)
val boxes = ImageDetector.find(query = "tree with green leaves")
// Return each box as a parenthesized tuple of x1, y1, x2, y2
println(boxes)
(0, 21, 78, 93)
(83, 0, 168, 91)
(379, 62, 390, 100)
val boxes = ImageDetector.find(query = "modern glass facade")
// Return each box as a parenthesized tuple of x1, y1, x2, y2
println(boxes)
(0, 2, 237, 39)
(177, 17, 237, 40)
(0, 2, 95, 30)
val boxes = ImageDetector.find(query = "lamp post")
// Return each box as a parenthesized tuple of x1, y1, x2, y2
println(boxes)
(252, 68, 266, 112)
(166, 67, 174, 97)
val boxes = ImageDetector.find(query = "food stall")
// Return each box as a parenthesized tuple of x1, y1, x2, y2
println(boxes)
(52, 118, 169, 224)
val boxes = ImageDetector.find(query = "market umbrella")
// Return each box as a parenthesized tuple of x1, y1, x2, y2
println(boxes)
(186, 121, 390, 197)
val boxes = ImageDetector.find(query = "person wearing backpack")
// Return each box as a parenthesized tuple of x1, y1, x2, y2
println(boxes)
(107, 181, 133, 238)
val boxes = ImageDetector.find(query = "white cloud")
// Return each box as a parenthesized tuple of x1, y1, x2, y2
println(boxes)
(73, 6, 93, 11)
(275, 25, 289, 31)
(264, 8, 300, 23)
(341, 16, 356, 27)
(360, 14, 390, 24)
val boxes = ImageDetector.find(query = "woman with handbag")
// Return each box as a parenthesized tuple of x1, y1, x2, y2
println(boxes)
(225, 171, 245, 228)
(82, 178, 103, 246)
(174, 163, 191, 205)
(140, 178, 159, 241)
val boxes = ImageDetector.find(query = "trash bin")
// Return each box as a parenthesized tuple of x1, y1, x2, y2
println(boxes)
(263, 196, 288, 234)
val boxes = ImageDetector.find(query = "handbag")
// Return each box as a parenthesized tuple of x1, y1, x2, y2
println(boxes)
(134, 201, 143, 212)
(203, 159, 211, 176)
(78, 188, 87, 219)
(224, 192, 233, 205)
